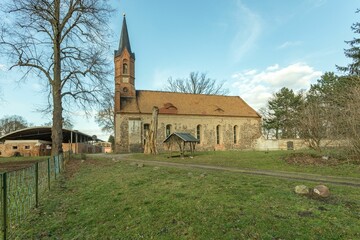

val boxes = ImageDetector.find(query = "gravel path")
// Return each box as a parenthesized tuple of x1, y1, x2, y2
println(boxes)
(89, 153, 360, 187)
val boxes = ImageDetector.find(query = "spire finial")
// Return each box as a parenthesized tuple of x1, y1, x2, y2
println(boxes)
(123, 13, 126, 17)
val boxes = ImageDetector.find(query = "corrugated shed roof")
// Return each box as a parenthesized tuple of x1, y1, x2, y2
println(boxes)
(119, 90, 260, 118)
(0, 127, 103, 143)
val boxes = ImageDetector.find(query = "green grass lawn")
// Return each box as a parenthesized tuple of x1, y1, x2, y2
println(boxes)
(0, 155, 49, 163)
(129, 150, 360, 178)
(16, 157, 360, 239)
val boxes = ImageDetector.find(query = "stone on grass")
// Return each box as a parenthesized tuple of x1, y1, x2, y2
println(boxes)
(313, 185, 330, 198)
(153, 166, 159, 170)
(200, 173, 207, 178)
(137, 163, 144, 168)
(294, 185, 309, 195)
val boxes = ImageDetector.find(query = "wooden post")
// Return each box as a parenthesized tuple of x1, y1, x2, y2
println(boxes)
(35, 162, 39, 208)
(47, 158, 51, 190)
(2, 173, 7, 240)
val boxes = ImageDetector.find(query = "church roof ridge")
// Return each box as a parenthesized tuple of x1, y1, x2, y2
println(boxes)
(136, 89, 241, 98)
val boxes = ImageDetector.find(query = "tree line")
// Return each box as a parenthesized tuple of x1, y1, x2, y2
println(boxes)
(261, 9, 360, 155)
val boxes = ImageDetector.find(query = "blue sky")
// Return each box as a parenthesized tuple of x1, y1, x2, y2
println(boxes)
(0, 0, 359, 140)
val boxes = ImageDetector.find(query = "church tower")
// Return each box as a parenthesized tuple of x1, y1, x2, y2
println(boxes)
(114, 14, 135, 113)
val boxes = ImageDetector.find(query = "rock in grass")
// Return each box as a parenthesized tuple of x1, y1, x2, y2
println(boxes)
(137, 163, 144, 168)
(200, 173, 207, 178)
(313, 185, 330, 198)
(295, 185, 309, 195)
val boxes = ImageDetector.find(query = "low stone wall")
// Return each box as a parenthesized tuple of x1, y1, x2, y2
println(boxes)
(255, 138, 307, 151)
(255, 138, 349, 151)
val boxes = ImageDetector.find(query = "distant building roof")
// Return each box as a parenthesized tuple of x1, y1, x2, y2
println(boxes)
(119, 90, 260, 118)
(0, 127, 103, 143)
(163, 132, 200, 143)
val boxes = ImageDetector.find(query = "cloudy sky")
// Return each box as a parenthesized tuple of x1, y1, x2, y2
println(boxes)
(0, 0, 358, 140)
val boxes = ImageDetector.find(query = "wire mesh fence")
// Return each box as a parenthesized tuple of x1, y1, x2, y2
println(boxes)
(0, 154, 64, 240)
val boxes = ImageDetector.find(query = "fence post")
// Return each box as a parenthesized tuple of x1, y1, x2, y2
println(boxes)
(2, 173, 7, 240)
(35, 162, 39, 208)
(47, 158, 51, 191)
(54, 156, 57, 180)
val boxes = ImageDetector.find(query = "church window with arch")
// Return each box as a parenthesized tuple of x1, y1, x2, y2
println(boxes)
(166, 124, 172, 137)
(216, 125, 221, 144)
(233, 125, 238, 144)
(196, 125, 201, 143)
(123, 63, 128, 74)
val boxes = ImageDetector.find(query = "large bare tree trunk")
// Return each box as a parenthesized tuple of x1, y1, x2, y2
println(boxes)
(1, 0, 113, 157)
(144, 106, 159, 154)
(51, 0, 63, 156)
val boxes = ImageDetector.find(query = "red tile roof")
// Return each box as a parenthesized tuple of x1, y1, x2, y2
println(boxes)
(120, 90, 260, 118)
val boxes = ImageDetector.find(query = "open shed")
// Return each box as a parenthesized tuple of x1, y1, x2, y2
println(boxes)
(0, 127, 104, 157)
(163, 132, 200, 157)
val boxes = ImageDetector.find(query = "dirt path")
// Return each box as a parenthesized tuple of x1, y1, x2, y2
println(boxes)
(90, 153, 360, 187)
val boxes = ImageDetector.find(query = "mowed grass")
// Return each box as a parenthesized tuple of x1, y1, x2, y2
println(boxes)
(129, 150, 360, 178)
(17, 157, 360, 239)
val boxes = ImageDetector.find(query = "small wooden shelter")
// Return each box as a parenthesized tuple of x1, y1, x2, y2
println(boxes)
(163, 132, 200, 157)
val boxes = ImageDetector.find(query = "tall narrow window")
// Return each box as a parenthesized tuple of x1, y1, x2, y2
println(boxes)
(123, 63, 128, 74)
(166, 124, 172, 137)
(196, 125, 201, 142)
(234, 125, 238, 144)
(216, 125, 220, 144)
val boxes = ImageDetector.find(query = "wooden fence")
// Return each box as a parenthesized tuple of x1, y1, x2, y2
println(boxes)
(0, 155, 64, 240)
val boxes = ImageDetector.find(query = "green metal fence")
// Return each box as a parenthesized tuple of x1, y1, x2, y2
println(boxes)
(0, 154, 64, 240)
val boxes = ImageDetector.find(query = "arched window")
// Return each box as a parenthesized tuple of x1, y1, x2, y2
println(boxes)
(166, 124, 172, 137)
(123, 63, 128, 74)
(196, 125, 201, 143)
(234, 125, 238, 144)
(216, 125, 221, 144)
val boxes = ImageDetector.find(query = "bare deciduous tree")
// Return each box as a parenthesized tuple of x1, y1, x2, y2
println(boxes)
(164, 72, 229, 95)
(298, 96, 328, 150)
(0, 0, 113, 155)
(341, 80, 360, 157)
(0, 115, 29, 136)
(95, 92, 114, 134)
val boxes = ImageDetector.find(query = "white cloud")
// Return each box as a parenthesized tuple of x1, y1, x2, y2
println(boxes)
(0, 64, 6, 71)
(230, 63, 322, 110)
(230, 0, 262, 62)
(266, 64, 279, 71)
(277, 41, 302, 49)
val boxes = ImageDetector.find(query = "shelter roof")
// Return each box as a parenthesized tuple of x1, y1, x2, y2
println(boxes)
(120, 90, 260, 118)
(0, 127, 103, 143)
(163, 132, 200, 143)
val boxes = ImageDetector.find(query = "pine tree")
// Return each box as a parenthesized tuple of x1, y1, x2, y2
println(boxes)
(337, 9, 360, 76)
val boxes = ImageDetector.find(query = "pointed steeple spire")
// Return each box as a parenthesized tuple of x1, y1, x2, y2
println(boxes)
(116, 14, 135, 58)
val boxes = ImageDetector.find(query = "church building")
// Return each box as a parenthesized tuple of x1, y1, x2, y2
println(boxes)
(114, 15, 261, 153)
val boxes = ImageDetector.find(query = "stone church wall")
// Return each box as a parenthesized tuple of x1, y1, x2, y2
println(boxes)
(115, 113, 261, 153)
